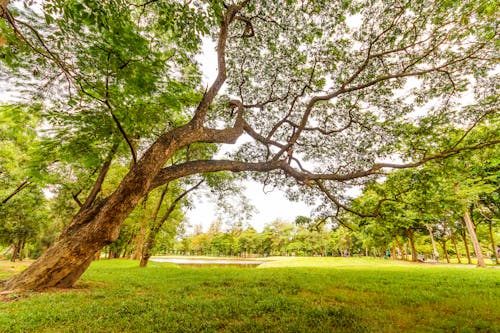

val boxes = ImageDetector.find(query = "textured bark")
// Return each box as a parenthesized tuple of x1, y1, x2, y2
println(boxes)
(463, 210, 486, 268)
(0, 1, 9, 21)
(139, 231, 155, 267)
(3, 124, 202, 291)
(10, 242, 19, 262)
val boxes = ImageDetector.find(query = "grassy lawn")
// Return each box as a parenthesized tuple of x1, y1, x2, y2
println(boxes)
(0, 258, 499, 332)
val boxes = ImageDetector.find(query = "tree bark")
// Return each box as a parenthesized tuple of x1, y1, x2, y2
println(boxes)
(406, 229, 418, 262)
(426, 224, 438, 262)
(2, 123, 204, 291)
(10, 242, 19, 262)
(451, 236, 461, 264)
(441, 241, 450, 263)
(461, 230, 472, 264)
(140, 180, 203, 267)
(487, 218, 498, 265)
(132, 197, 149, 260)
(463, 210, 486, 268)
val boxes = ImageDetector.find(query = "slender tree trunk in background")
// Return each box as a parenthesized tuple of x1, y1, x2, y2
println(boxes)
(18, 238, 25, 260)
(407, 229, 417, 262)
(451, 236, 461, 264)
(441, 241, 450, 263)
(394, 237, 403, 260)
(139, 186, 169, 268)
(121, 233, 136, 258)
(463, 210, 486, 268)
(461, 230, 472, 264)
(487, 219, 498, 265)
(140, 180, 203, 267)
(139, 229, 157, 267)
(426, 224, 438, 262)
(10, 243, 19, 262)
(132, 198, 149, 260)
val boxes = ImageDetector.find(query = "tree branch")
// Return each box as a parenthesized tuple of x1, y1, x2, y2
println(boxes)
(1, 178, 31, 205)
(191, 2, 248, 126)
(155, 179, 204, 228)
(80, 143, 119, 210)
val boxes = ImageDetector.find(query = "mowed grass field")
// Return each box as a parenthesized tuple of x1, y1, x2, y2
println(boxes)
(0, 257, 499, 332)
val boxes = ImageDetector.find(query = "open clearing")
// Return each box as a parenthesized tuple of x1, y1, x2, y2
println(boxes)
(0, 257, 499, 332)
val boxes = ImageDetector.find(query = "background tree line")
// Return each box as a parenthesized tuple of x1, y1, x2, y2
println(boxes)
(1, 103, 498, 265)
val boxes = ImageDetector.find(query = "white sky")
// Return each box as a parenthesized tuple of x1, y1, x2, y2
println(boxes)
(186, 183, 311, 233)
(188, 39, 312, 232)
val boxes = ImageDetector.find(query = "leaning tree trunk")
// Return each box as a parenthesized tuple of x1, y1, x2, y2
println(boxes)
(1, 5, 248, 291)
(139, 229, 158, 267)
(2, 125, 200, 291)
(139, 186, 169, 267)
(463, 210, 486, 268)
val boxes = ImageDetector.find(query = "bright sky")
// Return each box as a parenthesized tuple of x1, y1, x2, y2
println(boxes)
(186, 183, 311, 233)
(186, 39, 313, 232)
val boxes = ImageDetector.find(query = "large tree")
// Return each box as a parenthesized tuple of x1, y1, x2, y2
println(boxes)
(1, 0, 498, 290)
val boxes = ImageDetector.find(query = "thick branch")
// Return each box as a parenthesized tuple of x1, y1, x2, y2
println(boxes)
(193, 0, 249, 127)
(192, 2, 248, 126)
(150, 159, 284, 191)
(150, 136, 499, 192)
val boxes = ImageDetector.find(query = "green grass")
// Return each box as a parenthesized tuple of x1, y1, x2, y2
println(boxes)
(0, 258, 499, 332)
